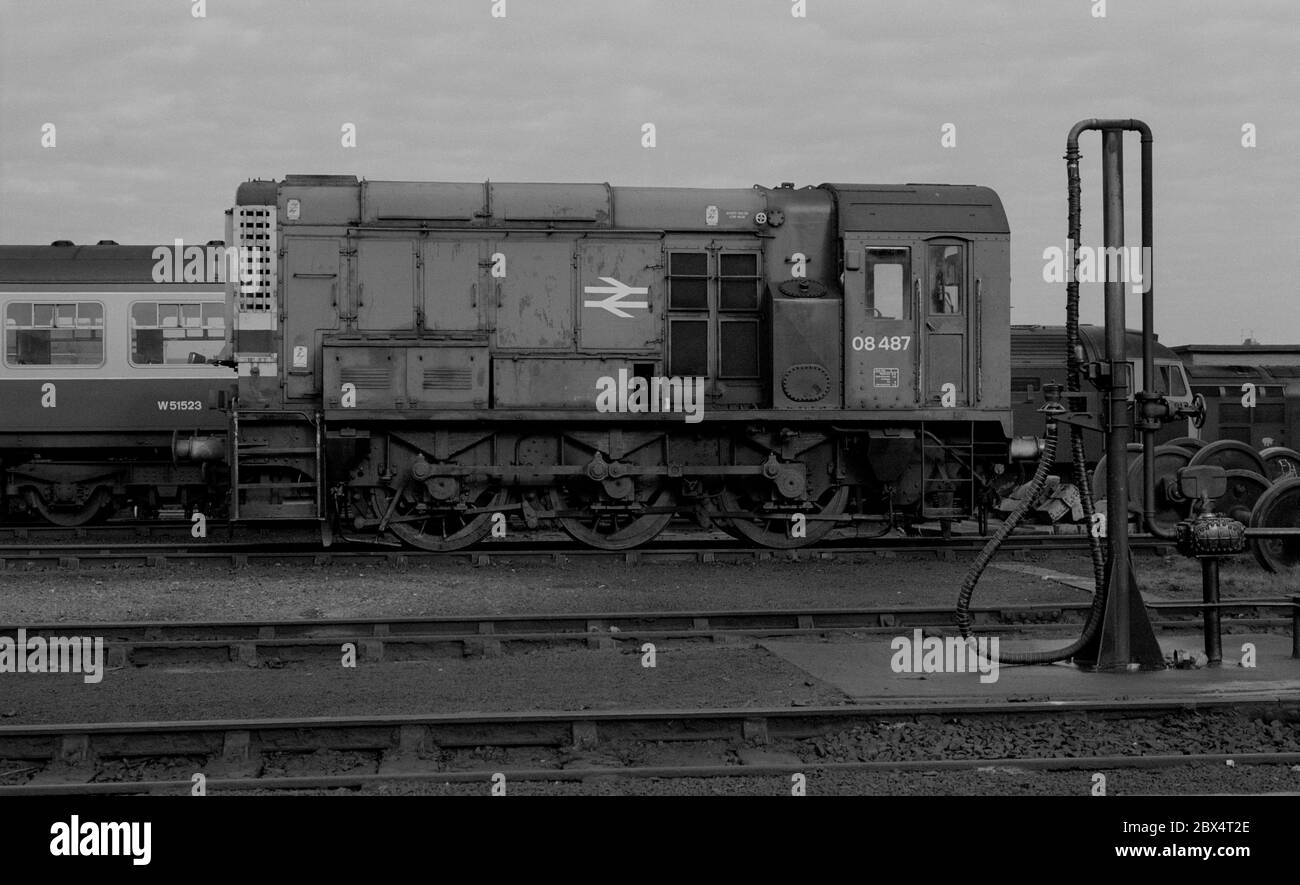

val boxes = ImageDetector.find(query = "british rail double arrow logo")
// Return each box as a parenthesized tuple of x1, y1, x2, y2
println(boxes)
(583, 277, 649, 318)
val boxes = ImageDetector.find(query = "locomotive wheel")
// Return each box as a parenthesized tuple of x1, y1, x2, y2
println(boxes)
(1259, 446, 1300, 482)
(719, 484, 849, 549)
(1215, 469, 1271, 525)
(549, 482, 676, 550)
(1091, 443, 1144, 507)
(1166, 436, 1208, 452)
(1124, 444, 1194, 532)
(1248, 476, 1300, 573)
(27, 486, 113, 527)
(369, 484, 508, 552)
(1188, 439, 1268, 475)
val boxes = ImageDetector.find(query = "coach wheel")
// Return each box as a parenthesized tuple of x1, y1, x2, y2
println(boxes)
(717, 484, 849, 549)
(1248, 477, 1300, 573)
(1259, 446, 1300, 482)
(369, 483, 508, 552)
(1166, 436, 1208, 452)
(26, 486, 113, 527)
(1124, 445, 1194, 533)
(1213, 469, 1271, 525)
(549, 481, 676, 550)
(1188, 439, 1268, 476)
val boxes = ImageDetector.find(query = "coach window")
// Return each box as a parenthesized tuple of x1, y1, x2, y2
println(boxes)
(4, 301, 104, 366)
(864, 248, 909, 319)
(927, 244, 964, 314)
(130, 301, 227, 366)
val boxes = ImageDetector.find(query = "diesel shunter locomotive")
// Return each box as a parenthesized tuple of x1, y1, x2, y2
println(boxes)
(220, 176, 1019, 549)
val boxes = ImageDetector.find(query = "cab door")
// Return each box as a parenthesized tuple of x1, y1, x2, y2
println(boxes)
(282, 236, 342, 400)
(844, 240, 917, 408)
(921, 239, 969, 406)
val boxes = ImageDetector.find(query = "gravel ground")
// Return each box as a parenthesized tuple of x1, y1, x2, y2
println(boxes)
(0, 646, 848, 725)
(227, 763, 1300, 796)
(2, 549, 1252, 625)
(3, 554, 1090, 623)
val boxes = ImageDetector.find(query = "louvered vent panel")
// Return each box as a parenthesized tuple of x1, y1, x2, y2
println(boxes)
(341, 367, 393, 389)
(423, 368, 473, 390)
(1011, 330, 1067, 363)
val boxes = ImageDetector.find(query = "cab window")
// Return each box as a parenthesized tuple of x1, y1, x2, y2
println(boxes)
(864, 248, 909, 319)
(927, 244, 963, 314)
(1146, 363, 1188, 397)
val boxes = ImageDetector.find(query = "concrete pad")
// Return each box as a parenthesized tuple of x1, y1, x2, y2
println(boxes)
(761, 632, 1300, 704)
(989, 563, 1097, 595)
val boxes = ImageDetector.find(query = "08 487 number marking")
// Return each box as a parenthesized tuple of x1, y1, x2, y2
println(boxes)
(852, 335, 910, 352)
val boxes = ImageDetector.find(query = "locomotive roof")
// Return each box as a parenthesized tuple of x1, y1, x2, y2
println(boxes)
(1172, 343, 1300, 355)
(1010, 324, 1176, 363)
(1183, 362, 1300, 382)
(238, 177, 1007, 234)
(0, 244, 218, 283)
(821, 184, 1008, 234)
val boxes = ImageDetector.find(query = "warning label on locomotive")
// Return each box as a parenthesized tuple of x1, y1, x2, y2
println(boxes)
(873, 368, 900, 388)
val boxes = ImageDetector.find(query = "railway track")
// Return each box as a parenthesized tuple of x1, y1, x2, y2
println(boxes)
(3, 698, 1297, 795)
(4, 600, 1295, 668)
(0, 530, 1173, 569)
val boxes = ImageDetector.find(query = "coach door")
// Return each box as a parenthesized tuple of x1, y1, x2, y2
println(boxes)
(844, 241, 917, 408)
(921, 240, 969, 407)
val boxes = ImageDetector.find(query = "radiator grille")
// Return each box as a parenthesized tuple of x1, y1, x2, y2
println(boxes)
(233, 206, 276, 313)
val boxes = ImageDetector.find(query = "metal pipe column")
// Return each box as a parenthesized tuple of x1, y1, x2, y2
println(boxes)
(1102, 129, 1132, 664)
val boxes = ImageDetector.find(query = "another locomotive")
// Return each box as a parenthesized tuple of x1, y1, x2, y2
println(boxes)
(1010, 323, 1195, 463)
(223, 176, 1017, 549)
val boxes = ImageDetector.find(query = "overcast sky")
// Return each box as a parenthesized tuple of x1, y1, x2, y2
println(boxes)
(2, 0, 1296, 346)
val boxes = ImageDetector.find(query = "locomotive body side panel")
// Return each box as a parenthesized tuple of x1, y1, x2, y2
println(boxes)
(764, 187, 840, 410)
(576, 239, 662, 353)
(421, 240, 486, 332)
(973, 236, 1011, 414)
(493, 238, 575, 351)
(356, 238, 416, 331)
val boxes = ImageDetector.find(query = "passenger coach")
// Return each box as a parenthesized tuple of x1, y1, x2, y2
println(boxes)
(0, 244, 234, 525)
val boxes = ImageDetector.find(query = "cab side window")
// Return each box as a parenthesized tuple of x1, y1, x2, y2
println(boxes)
(928, 244, 964, 314)
(864, 248, 909, 320)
